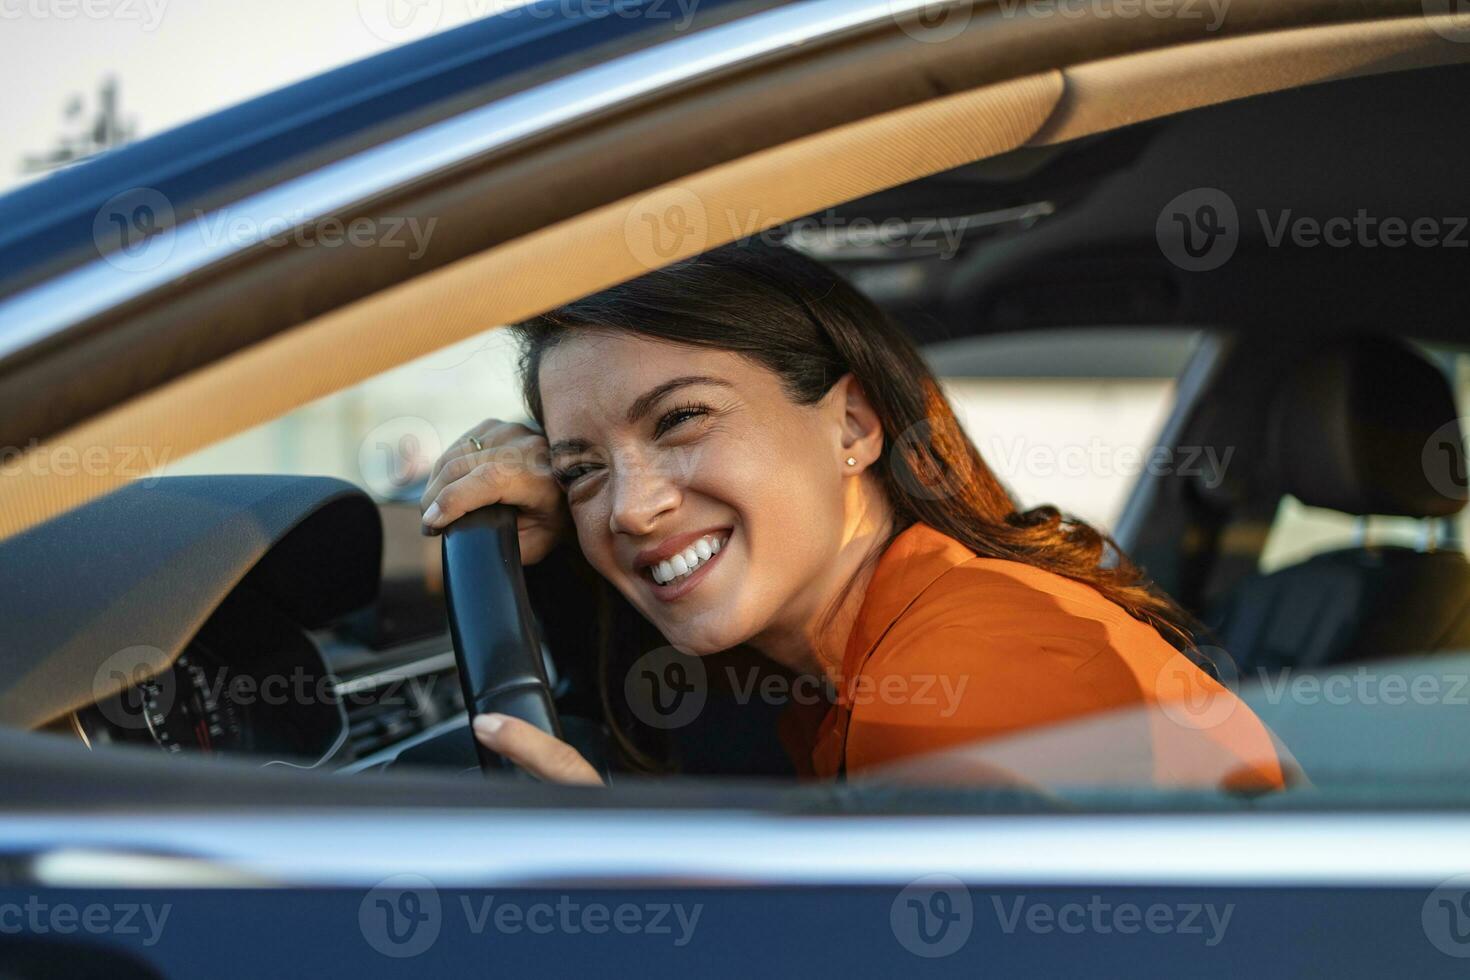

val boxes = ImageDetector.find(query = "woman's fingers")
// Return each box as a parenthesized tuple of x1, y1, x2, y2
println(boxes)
(472, 714, 603, 786)
(418, 420, 567, 562)
(421, 420, 525, 508)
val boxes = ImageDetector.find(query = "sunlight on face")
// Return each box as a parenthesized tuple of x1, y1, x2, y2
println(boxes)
(538, 331, 850, 655)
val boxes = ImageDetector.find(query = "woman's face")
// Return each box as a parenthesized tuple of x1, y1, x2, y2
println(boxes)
(538, 331, 868, 656)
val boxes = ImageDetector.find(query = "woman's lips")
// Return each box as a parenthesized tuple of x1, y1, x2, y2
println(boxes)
(645, 529, 732, 602)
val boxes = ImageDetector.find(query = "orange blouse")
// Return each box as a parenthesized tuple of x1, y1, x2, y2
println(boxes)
(779, 521, 1287, 791)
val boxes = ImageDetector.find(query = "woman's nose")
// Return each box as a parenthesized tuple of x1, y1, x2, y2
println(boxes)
(607, 458, 681, 536)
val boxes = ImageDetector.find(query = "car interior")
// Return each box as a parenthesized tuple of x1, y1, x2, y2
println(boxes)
(4, 7, 1470, 809)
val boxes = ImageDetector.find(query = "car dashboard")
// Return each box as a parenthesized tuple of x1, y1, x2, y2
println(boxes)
(3, 475, 473, 771)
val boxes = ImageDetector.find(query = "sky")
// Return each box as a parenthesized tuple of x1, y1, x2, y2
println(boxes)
(0, 0, 535, 194)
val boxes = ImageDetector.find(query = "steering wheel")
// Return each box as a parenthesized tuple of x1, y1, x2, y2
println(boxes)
(441, 504, 563, 774)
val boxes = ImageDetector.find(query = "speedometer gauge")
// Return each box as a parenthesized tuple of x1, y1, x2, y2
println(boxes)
(139, 649, 244, 754)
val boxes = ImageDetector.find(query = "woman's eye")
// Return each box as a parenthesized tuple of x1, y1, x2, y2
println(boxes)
(554, 463, 598, 488)
(655, 404, 708, 438)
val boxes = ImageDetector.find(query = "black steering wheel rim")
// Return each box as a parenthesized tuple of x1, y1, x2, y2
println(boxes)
(441, 504, 563, 774)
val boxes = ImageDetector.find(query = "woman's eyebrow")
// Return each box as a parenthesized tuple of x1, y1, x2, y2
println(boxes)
(547, 437, 592, 459)
(625, 375, 732, 425)
(549, 376, 733, 456)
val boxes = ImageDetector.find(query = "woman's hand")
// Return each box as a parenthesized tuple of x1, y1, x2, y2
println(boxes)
(419, 418, 568, 564)
(472, 714, 603, 785)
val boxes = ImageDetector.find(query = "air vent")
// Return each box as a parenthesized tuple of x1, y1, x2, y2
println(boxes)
(337, 652, 463, 761)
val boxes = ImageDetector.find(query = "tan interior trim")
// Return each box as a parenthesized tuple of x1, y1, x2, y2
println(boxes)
(4, 13, 1470, 538)
(1030, 13, 1470, 145)
(0, 72, 1064, 537)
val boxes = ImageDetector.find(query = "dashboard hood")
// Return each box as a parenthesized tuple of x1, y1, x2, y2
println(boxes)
(0, 475, 381, 729)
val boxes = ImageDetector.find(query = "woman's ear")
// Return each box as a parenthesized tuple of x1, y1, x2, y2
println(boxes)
(830, 373, 884, 474)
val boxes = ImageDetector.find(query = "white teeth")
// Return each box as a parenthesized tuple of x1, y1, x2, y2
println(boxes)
(648, 533, 729, 585)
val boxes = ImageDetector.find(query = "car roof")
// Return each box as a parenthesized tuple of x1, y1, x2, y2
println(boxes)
(0, 0, 776, 296)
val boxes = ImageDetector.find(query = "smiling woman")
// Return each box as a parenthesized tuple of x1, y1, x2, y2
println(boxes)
(420, 242, 1286, 789)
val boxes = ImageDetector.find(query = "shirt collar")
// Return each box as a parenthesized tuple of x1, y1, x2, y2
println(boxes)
(840, 520, 976, 682)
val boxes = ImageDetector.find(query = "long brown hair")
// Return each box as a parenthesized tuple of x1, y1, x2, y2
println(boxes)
(512, 242, 1197, 768)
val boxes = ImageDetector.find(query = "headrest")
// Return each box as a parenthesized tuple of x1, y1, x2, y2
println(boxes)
(1269, 337, 1466, 518)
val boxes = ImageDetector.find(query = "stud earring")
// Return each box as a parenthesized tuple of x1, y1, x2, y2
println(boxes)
(845, 457, 858, 467)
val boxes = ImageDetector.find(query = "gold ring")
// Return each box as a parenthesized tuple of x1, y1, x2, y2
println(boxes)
(469, 435, 484, 451)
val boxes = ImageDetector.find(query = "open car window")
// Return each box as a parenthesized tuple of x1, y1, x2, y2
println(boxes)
(9, 13, 1470, 976)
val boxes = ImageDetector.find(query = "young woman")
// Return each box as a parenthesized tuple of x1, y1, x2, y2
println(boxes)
(420, 242, 1285, 790)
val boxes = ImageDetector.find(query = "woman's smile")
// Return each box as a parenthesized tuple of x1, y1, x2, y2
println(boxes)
(635, 526, 733, 601)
